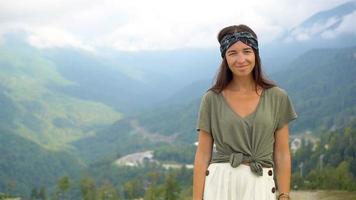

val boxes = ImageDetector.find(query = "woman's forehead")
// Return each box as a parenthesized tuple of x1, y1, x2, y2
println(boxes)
(227, 41, 253, 51)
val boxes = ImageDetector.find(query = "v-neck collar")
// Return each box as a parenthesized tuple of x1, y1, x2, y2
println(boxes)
(220, 89, 265, 120)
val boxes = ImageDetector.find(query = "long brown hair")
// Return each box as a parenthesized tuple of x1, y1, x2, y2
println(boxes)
(210, 24, 276, 93)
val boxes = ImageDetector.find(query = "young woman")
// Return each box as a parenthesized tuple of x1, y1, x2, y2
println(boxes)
(193, 24, 297, 200)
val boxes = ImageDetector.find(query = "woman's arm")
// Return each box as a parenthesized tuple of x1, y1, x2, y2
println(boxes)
(274, 124, 291, 200)
(193, 130, 213, 200)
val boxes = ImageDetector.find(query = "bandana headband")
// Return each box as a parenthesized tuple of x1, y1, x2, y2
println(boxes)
(219, 32, 258, 58)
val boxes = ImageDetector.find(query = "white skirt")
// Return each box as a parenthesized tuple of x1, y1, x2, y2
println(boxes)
(204, 163, 277, 200)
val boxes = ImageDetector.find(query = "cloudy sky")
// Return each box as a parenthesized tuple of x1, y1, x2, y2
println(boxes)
(0, 0, 353, 51)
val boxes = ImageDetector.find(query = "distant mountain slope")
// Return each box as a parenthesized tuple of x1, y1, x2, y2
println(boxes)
(43, 48, 159, 113)
(72, 99, 200, 163)
(71, 118, 167, 163)
(159, 79, 212, 106)
(263, 1, 356, 72)
(2, 33, 219, 114)
(288, 1, 356, 41)
(0, 40, 121, 148)
(272, 46, 356, 132)
(0, 86, 17, 132)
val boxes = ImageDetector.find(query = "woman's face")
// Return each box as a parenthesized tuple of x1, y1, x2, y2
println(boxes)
(225, 41, 256, 78)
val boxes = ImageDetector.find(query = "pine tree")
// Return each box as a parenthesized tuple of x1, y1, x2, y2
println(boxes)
(96, 181, 120, 200)
(38, 186, 47, 200)
(144, 171, 163, 200)
(30, 187, 39, 200)
(57, 176, 70, 200)
(163, 171, 180, 200)
(80, 176, 96, 200)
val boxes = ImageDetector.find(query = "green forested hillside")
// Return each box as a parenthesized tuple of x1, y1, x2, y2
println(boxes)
(0, 86, 17, 132)
(0, 129, 84, 196)
(0, 40, 122, 197)
(0, 44, 121, 148)
(72, 107, 198, 164)
(72, 119, 155, 163)
(272, 46, 356, 132)
(292, 119, 356, 190)
(134, 99, 200, 143)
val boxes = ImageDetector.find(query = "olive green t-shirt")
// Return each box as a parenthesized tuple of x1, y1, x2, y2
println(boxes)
(196, 86, 297, 176)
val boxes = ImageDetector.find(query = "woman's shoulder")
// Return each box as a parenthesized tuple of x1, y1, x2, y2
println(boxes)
(265, 86, 289, 98)
(200, 89, 220, 101)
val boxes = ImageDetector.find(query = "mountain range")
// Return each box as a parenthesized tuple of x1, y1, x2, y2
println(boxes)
(0, 1, 356, 197)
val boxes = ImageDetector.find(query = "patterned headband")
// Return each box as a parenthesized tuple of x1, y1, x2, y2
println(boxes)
(219, 32, 259, 58)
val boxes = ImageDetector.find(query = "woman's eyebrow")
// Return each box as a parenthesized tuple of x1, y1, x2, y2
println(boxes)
(227, 47, 252, 53)
(226, 49, 237, 53)
(243, 47, 253, 50)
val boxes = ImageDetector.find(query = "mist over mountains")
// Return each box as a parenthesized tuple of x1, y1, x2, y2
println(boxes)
(262, 0, 356, 72)
(0, 1, 356, 197)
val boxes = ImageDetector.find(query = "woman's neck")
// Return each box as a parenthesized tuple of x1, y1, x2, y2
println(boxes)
(228, 75, 256, 92)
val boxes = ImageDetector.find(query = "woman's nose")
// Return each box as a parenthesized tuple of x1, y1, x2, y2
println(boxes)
(236, 54, 245, 63)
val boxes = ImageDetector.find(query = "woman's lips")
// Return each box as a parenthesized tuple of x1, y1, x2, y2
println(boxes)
(235, 65, 248, 69)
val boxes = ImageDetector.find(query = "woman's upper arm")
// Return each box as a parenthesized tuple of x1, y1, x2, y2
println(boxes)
(274, 124, 290, 156)
(196, 130, 214, 161)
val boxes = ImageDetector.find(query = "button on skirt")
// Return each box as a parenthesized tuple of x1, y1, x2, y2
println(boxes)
(204, 163, 276, 200)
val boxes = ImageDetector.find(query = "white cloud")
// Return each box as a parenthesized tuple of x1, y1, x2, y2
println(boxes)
(321, 11, 356, 39)
(290, 17, 341, 41)
(27, 26, 96, 52)
(0, 0, 353, 51)
(296, 33, 311, 41)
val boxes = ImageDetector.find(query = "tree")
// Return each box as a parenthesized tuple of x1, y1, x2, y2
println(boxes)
(38, 186, 47, 200)
(123, 180, 143, 199)
(144, 172, 163, 200)
(81, 176, 96, 200)
(57, 176, 70, 200)
(96, 181, 120, 200)
(163, 171, 180, 200)
(30, 188, 39, 200)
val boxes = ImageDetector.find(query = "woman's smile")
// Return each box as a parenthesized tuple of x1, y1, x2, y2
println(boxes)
(235, 65, 249, 69)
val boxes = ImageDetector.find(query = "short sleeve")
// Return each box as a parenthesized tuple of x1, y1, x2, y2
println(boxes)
(276, 92, 298, 130)
(196, 92, 211, 134)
